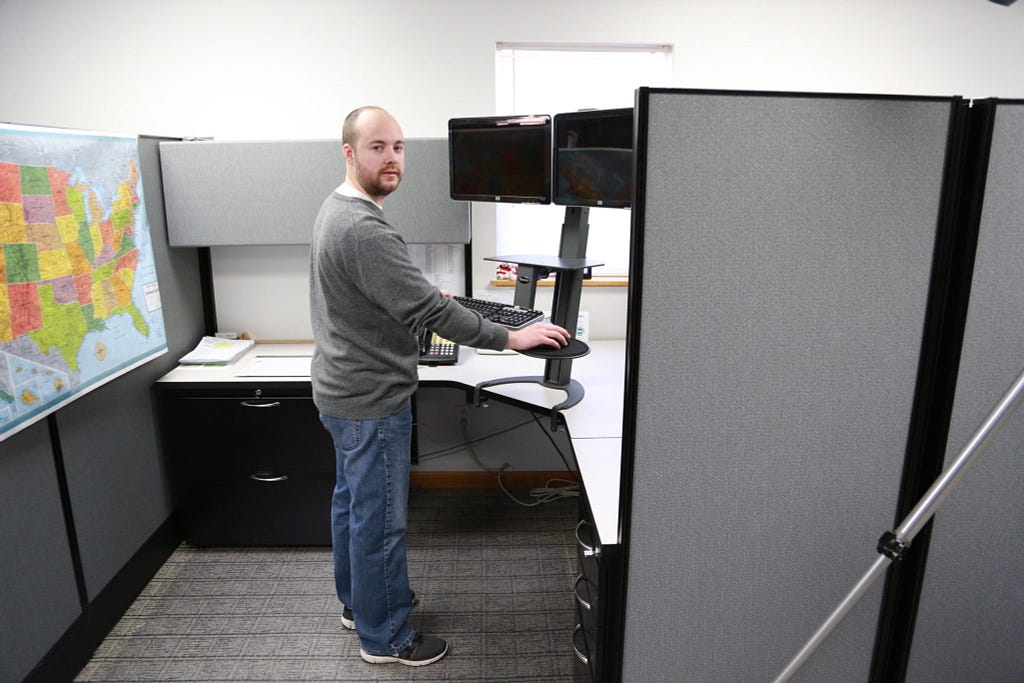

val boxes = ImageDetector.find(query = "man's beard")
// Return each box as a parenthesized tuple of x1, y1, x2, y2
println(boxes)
(355, 159, 402, 198)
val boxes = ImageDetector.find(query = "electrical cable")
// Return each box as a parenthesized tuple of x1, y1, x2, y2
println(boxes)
(456, 406, 579, 507)
(527, 410, 578, 472)
(415, 415, 535, 461)
(497, 471, 579, 508)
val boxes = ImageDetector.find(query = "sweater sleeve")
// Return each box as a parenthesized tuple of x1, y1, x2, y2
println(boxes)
(344, 216, 509, 351)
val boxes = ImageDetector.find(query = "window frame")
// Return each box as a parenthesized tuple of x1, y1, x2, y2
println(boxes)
(493, 42, 673, 277)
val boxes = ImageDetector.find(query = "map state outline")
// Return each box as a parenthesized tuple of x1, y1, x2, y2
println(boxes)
(0, 123, 167, 442)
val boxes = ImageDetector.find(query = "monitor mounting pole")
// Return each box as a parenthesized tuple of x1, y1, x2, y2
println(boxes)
(475, 206, 600, 429)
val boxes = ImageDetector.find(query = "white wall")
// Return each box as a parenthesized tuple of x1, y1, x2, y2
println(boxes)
(2, 0, 1023, 340)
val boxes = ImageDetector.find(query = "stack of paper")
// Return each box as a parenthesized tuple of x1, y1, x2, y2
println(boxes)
(179, 336, 255, 365)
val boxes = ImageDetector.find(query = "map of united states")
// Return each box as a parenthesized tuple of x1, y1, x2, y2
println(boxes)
(0, 125, 166, 440)
(1, 160, 148, 366)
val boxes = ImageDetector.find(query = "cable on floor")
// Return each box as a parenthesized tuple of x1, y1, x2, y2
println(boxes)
(459, 407, 579, 507)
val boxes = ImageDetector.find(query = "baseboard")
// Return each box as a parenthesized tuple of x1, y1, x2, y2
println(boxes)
(24, 514, 181, 683)
(410, 470, 578, 489)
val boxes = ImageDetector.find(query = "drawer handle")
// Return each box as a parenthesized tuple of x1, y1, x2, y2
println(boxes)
(250, 472, 288, 482)
(572, 624, 590, 665)
(575, 519, 600, 558)
(240, 400, 281, 408)
(573, 573, 592, 611)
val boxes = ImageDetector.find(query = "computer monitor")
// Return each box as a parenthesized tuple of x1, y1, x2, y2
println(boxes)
(553, 108, 634, 208)
(448, 114, 551, 204)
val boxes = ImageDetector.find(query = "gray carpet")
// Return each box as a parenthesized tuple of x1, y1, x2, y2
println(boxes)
(76, 487, 579, 682)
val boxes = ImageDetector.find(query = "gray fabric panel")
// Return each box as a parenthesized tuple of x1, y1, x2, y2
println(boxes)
(138, 135, 207, 360)
(906, 104, 1024, 683)
(60, 136, 205, 600)
(624, 92, 951, 682)
(160, 138, 470, 246)
(59, 374, 176, 600)
(0, 421, 82, 683)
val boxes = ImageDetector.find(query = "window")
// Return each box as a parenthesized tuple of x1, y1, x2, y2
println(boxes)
(494, 43, 673, 276)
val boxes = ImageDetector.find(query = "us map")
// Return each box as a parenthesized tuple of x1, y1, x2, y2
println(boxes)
(0, 124, 166, 441)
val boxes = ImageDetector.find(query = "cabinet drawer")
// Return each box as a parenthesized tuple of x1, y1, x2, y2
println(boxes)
(572, 484, 623, 683)
(573, 618, 595, 681)
(180, 471, 333, 546)
(158, 385, 337, 546)
(164, 395, 335, 474)
(574, 517, 601, 681)
(574, 571, 598, 632)
(575, 518, 601, 586)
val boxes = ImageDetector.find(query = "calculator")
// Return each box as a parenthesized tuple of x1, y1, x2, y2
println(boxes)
(417, 330, 459, 365)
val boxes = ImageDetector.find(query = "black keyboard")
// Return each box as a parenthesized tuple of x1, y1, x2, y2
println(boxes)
(453, 296, 544, 330)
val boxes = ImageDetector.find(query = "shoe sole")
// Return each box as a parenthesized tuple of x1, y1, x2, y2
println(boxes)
(359, 642, 449, 667)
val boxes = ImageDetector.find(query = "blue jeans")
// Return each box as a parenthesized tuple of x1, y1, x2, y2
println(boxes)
(320, 403, 416, 655)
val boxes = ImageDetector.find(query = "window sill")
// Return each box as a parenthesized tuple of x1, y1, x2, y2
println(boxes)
(490, 275, 628, 288)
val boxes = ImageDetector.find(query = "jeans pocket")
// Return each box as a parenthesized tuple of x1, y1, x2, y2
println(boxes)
(321, 414, 363, 452)
(339, 421, 362, 451)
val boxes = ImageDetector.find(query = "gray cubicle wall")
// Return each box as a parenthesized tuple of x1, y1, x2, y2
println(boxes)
(0, 135, 205, 681)
(0, 420, 83, 682)
(906, 102, 1024, 683)
(622, 90, 957, 682)
(55, 135, 206, 602)
(159, 138, 469, 246)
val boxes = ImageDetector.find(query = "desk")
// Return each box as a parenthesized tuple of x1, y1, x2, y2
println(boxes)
(157, 339, 624, 546)
(158, 340, 623, 681)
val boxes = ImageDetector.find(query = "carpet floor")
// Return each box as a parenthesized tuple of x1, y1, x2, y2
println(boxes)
(75, 487, 580, 682)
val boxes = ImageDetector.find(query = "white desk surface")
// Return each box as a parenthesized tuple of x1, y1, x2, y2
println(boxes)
(159, 339, 624, 545)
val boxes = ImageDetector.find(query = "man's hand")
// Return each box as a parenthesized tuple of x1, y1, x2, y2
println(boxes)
(506, 322, 571, 350)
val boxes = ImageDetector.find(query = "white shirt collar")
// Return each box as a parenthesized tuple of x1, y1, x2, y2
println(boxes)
(337, 181, 382, 209)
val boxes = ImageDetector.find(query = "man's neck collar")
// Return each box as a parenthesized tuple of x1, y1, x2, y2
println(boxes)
(339, 180, 383, 209)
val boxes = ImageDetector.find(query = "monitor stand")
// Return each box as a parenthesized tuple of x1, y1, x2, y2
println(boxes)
(476, 206, 603, 429)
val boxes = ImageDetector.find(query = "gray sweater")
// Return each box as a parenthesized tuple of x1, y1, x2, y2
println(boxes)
(309, 191, 508, 419)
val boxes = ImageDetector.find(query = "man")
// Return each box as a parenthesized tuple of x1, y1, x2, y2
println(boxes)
(309, 106, 569, 666)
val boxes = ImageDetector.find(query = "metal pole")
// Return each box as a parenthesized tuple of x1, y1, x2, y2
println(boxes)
(772, 556, 892, 683)
(896, 367, 1024, 542)
(772, 366, 1024, 683)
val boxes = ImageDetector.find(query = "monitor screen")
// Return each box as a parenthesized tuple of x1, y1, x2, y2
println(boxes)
(448, 115, 551, 204)
(553, 108, 634, 208)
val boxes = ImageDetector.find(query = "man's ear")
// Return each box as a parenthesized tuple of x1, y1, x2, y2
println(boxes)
(343, 143, 354, 163)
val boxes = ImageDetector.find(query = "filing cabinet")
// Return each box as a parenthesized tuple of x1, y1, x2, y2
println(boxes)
(157, 382, 335, 546)
(573, 485, 624, 682)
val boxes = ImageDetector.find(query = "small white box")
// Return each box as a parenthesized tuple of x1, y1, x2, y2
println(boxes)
(576, 311, 589, 343)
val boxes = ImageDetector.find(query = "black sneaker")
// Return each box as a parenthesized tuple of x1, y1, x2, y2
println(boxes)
(341, 604, 356, 630)
(342, 591, 418, 631)
(360, 633, 449, 666)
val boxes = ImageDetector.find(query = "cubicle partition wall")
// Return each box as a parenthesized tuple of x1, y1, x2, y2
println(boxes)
(158, 138, 472, 332)
(159, 138, 470, 246)
(54, 135, 207, 600)
(0, 420, 82, 682)
(620, 90, 966, 682)
(905, 100, 1024, 683)
(1, 135, 206, 682)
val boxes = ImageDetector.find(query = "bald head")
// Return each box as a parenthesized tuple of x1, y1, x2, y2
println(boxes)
(343, 106, 394, 147)
(342, 106, 405, 204)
